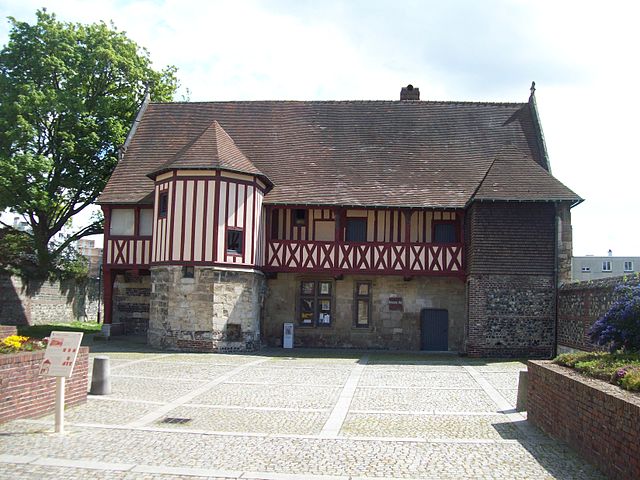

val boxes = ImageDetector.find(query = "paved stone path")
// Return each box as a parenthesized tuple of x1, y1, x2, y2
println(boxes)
(0, 340, 605, 479)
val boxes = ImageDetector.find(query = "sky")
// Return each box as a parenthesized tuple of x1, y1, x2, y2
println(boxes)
(0, 0, 638, 256)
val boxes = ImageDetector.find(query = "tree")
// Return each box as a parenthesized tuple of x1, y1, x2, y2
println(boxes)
(589, 283, 640, 352)
(0, 9, 178, 278)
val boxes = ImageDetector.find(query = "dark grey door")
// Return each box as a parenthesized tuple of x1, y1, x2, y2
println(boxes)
(420, 308, 448, 351)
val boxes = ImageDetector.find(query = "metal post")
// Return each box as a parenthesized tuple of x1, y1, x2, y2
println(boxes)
(55, 376, 65, 434)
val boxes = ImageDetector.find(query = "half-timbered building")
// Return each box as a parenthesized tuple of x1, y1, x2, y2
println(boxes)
(97, 85, 581, 357)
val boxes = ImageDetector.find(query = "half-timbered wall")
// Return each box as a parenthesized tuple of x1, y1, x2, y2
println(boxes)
(104, 206, 153, 267)
(269, 207, 457, 243)
(150, 171, 264, 267)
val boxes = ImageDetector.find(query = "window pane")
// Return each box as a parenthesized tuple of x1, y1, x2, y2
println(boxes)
(357, 283, 369, 296)
(227, 229, 243, 254)
(346, 218, 367, 242)
(110, 209, 135, 236)
(139, 209, 153, 236)
(356, 300, 369, 326)
(434, 223, 456, 243)
(319, 299, 331, 325)
(159, 193, 168, 217)
(301, 281, 315, 295)
(294, 209, 307, 226)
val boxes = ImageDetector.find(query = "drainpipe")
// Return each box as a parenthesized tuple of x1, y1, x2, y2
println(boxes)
(553, 203, 560, 358)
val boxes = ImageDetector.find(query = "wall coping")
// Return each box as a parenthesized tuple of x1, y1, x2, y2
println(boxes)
(0, 346, 90, 368)
(528, 360, 640, 407)
(561, 273, 640, 292)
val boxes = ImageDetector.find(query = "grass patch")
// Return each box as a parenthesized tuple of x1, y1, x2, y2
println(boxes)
(554, 351, 640, 392)
(17, 321, 102, 339)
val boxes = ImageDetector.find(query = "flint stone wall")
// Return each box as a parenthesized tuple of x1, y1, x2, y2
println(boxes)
(466, 274, 556, 358)
(0, 275, 99, 325)
(557, 274, 640, 353)
(149, 266, 264, 352)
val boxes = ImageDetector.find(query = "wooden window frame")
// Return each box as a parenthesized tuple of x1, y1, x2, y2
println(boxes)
(158, 192, 169, 219)
(602, 261, 612, 272)
(354, 281, 372, 328)
(624, 261, 634, 272)
(226, 227, 244, 256)
(298, 280, 334, 328)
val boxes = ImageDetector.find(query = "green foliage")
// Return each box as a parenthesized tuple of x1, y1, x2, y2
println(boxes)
(17, 321, 101, 339)
(554, 351, 640, 391)
(0, 9, 178, 279)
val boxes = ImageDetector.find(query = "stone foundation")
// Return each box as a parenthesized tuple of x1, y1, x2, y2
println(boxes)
(263, 273, 465, 350)
(466, 274, 556, 358)
(149, 266, 264, 352)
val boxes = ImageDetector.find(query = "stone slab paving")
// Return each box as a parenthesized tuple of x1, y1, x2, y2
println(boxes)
(0, 341, 605, 479)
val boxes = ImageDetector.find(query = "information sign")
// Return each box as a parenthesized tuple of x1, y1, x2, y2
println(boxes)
(39, 331, 83, 378)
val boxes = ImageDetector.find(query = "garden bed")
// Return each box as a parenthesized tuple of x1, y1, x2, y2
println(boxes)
(0, 347, 89, 424)
(528, 360, 640, 480)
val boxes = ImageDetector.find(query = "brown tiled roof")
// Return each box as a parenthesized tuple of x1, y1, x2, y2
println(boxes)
(472, 147, 582, 203)
(98, 100, 580, 207)
(147, 121, 270, 183)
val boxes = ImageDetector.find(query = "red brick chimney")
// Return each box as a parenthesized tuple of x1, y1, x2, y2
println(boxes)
(400, 84, 420, 100)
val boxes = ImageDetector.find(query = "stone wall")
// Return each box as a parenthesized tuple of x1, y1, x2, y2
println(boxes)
(528, 360, 640, 480)
(466, 274, 556, 358)
(0, 347, 89, 424)
(557, 274, 640, 352)
(263, 273, 465, 350)
(149, 266, 264, 352)
(113, 272, 151, 335)
(0, 275, 100, 326)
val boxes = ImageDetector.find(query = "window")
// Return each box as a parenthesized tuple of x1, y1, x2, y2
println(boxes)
(110, 209, 135, 236)
(299, 280, 333, 327)
(158, 192, 169, 218)
(294, 209, 307, 227)
(354, 282, 371, 328)
(227, 228, 243, 255)
(433, 222, 457, 243)
(602, 261, 612, 272)
(624, 261, 634, 272)
(581, 266, 591, 273)
(345, 218, 367, 242)
(271, 209, 280, 239)
(182, 266, 194, 278)
(139, 209, 153, 236)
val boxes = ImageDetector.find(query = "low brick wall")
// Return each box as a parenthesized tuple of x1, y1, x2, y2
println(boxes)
(0, 347, 89, 424)
(558, 274, 640, 352)
(0, 325, 17, 338)
(528, 360, 640, 480)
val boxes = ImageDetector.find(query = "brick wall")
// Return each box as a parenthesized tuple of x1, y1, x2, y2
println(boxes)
(0, 325, 17, 338)
(528, 361, 640, 480)
(558, 274, 640, 352)
(0, 275, 100, 325)
(0, 347, 89, 424)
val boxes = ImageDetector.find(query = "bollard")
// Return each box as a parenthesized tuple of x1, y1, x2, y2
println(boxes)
(90, 356, 111, 395)
(516, 370, 528, 412)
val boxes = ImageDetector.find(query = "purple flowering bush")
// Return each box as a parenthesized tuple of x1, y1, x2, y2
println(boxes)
(589, 284, 640, 352)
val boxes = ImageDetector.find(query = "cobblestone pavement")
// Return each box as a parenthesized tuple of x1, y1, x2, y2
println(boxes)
(0, 338, 605, 479)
